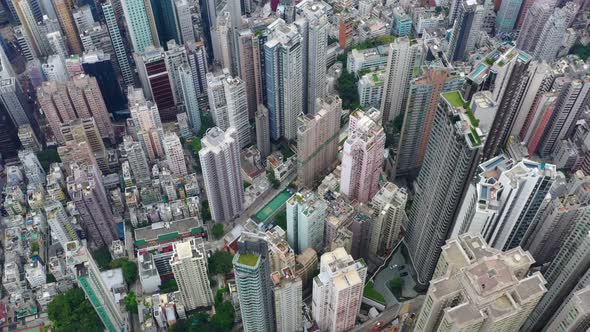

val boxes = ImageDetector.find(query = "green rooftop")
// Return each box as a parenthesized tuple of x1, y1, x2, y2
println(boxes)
(237, 253, 259, 267)
(443, 91, 467, 109)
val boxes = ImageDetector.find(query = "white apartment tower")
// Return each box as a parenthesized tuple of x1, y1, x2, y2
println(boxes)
(369, 182, 407, 257)
(295, 0, 330, 114)
(380, 37, 423, 122)
(178, 64, 201, 135)
(286, 190, 328, 254)
(122, 136, 151, 185)
(199, 127, 244, 222)
(415, 233, 547, 332)
(163, 131, 188, 176)
(312, 247, 367, 332)
(272, 268, 303, 332)
(169, 238, 214, 310)
(128, 88, 165, 161)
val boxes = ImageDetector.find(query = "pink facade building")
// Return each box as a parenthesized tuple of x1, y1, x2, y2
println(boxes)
(37, 74, 114, 144)
(340, 108, 386, 203)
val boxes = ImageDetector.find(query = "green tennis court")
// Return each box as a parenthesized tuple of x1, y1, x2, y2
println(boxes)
(255, 190, 293, 221)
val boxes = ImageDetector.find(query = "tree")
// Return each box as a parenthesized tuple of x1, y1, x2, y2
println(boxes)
(211, 223, 224, 240)
(389, 276, 404, 298)
(201, 201, 211, 221)
(36, 147, 61, 172)
(274, 210, 287, 230)
(208, 250, 234, 275)
(48, 288, 103, 332)
(110, 259, 138, 285)
(124, 291, 138, 314)
(266, 171, 280, 189)
(337, 68, 360, 110)
(160, 278, 178, 293)
(91, 246, 112, 270)
(570, 43, 590, 61)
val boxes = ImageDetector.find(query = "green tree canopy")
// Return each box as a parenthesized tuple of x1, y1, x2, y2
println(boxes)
(124, 291, 138, 313)
(160, 278, 178, 293)
(110, 259, 138, 285)
(208, 250, 234, 275)
(47, 288, 103, 332)
(211, 223, 224, 240)
(91, 246, 112, 270)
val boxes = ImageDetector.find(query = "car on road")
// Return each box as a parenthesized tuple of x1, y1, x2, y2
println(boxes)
(400, 272, 409, 277)
(390, 264, 398, 270)
(398, 265, 405, 271)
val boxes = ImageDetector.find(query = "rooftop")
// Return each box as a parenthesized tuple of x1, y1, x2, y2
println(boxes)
(237, 253, 259, 267)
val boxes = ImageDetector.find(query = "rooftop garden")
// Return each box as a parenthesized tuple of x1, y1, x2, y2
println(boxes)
(470, 127, 482, 146)
(237, 253, 259, 267)
(443, 91, 480, 128)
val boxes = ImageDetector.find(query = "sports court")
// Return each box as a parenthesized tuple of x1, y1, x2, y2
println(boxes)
(255, 190, 293, 221)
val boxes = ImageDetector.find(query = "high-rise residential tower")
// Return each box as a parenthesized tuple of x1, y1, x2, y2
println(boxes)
(415, 234, 546, 332)
(312, 247, 367, 332)
(122, 136, 151, 185)
(170, 238, 214, 310)
(380, 37, 423, 123)
(340, 108, 386, 203)
(272, 268, 303, 332)
(495, 0, 523, 33)
(264, 19, 304, 141)
(101, 0, 134, 86)
(446, 0, 484, 62)
(255, 105, 271, 159)
(405, 91, 484, 287)
(121, 0, 159, 53)
(286, 190, 327, 254)
(233, 235, 276, 332)
(52, 0, 83, 54)
(369, 182, 407, 257)
(178, 64, 201, 135)
(297, 96, 341, 188)
(128, 88, 165, 161)
(162, 131, 187, 176)
(199, 127, 244, 222)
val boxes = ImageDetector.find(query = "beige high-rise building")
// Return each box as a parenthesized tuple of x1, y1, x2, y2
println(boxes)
(237, 29, 261, 118)
(163, 131, 188, 176)
(415, 233, 547, 332)
(52, 0, 83, 54)
(37, 76, 114, 144)
(369, 182, 407, 257)
(297, 96, 341, 188)
(169, 238, 214, 310)
(272, 268, 303, 332)
(312, 247, 367, 332)
(128, 88, 165, 161)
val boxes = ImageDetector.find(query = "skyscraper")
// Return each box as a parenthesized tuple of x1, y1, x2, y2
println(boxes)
(233, 235, 276, 332)
(528, 2, 578, 61)
(121, 0, 158, 53)
(52, 0, 82, 54)
(340, 108, 385, 203)
(122, 136, 151, 185)
(163, 40, 189, 105)
(544, 286, 590, 331)
(169, 238, 214, 310)
(135, 45, 176, 121)
(162, 131, 187, 176)
(206, 70, 251, 148)
(495, 0, 523, 33)
(272, 268, 303, 332)
(295, 0, 330, 114)
(150, 0, 179, 46)
(128, 88, 165, 161)
(19, 149, 45, 185)
(452, 155, 556, 250)
(446, 0, 484, 62)
(415, 233, 546, 332)
(0, 72, 32, 127)
(101, 0, 134, 87)
(264, 19, 304, 141)
(517, 0, 555, 54)
(186, 41, 209, 109)
(312, 247, 367, 332)
(66, 241, 125, 332)
(394, 67, 458, 177)
(66, 163, 119, 247)
(178, 64, 201, 135)
(45, 200, 79, 249)
(286, 190, 327, 254)
(522, 211, 590, 331)
(255, 105, 271, 159)
(369, 182, 407, 257)
(199, 127, 244, 222)
(81, 50, 127, 115)
(37, 77, 114, 144)
(237, 29, 261, 118)
(405, 91, 484, 287)
(380, 37, 423, 123)
(297, 96, 341, 188)
(173, 0, 194, 44)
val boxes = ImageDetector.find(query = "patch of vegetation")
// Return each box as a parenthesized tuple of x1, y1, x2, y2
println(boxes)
(200, 112, 215, 135)
(124, 291, 138, 314)
(243, 180, 251, 189)
(110, 259, 138, 285)
(47, 273, 57, 283)
(208, 250, 234, 275)
(201, 200, 211, 221)
(353, 35, 396, 50)
(337, 68, 360, 110)
(570, 43, 590, 61)
(388, 276, 405, 300)
(160, 278, 179, 293)
(91, 246, 112, 270)
(363, 281, 385, 303)
(274, 210, 287, 230)
(211, 223, 224, 240)
(267, 170, 280, 189)
(36, 147, 61, 172)
(170, 288, 235, 331)
(47, 288, 103, 332)
(336, 52, 347, 64)
(279, 144, 295, 159)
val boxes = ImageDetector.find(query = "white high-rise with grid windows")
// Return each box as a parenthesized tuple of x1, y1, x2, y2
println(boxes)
(170, 238, 214, 310)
